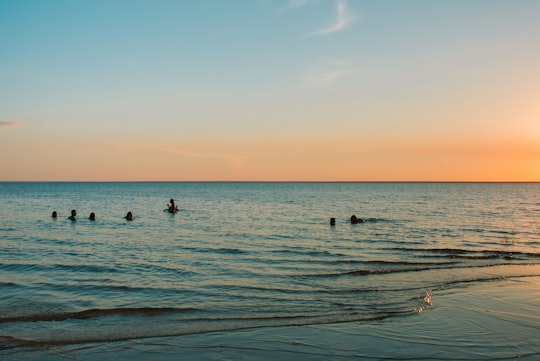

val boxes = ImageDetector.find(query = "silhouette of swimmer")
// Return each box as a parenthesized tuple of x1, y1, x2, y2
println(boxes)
(89, 212, 96, 221)
(51, 211, 58, 218)
(330, 217, 336, 226)
(125, 211, 133, 221)
(167, 199, 178, 214)
(68, 209, 77, 221)
(350, 215, 365, 224)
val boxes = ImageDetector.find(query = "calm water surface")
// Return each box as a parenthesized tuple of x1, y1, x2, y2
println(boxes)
(0, 182, 539, 357)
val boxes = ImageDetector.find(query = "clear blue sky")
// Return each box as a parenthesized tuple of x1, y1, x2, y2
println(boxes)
(1, 0, 539, 181)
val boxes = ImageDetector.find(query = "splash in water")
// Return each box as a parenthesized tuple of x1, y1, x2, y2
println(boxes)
(417, 289, 433, 313)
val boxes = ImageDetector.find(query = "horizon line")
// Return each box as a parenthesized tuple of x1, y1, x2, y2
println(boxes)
(1, 180, 539, 184)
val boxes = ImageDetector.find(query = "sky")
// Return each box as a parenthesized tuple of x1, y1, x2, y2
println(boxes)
(1, 0, 539, 181)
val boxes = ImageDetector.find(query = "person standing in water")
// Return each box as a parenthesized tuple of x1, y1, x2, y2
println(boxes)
(68, 209, 77, 221)
(350, 215, 365, 224)
(125, 211, 133, 221)
(167, 199, 178, 213)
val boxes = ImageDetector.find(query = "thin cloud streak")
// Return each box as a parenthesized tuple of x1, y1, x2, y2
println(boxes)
(104, 141, 248, 170)
(310, 0, 355, 36)
(306, 58, 361, 86)
(306, 68, 361, 86)
(0, 121, 23, 127)
(144, 143, 248, 170)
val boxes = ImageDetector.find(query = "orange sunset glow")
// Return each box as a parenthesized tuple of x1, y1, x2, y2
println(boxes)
(1, 1, 539, 182)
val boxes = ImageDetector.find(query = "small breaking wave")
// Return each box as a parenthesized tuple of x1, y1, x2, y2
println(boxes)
(0, 262, 119, 274)
(0, 309, 416, 349)
(386, 247, 539, 260)
(0, 307, 195, 324)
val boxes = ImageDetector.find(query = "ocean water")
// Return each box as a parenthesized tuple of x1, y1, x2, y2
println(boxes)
(0, 182, 539, 358)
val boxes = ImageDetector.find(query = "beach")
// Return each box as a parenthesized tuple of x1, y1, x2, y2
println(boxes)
(4, 274, 539, 360)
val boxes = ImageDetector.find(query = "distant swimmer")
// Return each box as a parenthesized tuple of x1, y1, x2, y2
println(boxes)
(167, 199, 178, 214)
(68, 209, 77, 221)
(330, 217, 336, 226)
(125, 211, 133, 221)
(350, 215, 365, 224)
(51, 211, 58, 218)
(89, 212, 96, 221)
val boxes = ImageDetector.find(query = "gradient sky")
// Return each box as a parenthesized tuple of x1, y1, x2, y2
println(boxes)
(1, 0, 539, 181)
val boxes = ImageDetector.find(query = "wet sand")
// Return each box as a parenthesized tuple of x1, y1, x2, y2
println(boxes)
(5, 275, 539, 361)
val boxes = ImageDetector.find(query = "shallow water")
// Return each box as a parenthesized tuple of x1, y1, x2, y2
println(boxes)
(0, 182, 539, 356)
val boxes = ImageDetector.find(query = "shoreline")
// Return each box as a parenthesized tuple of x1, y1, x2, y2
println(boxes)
(4, 275, 539, 361)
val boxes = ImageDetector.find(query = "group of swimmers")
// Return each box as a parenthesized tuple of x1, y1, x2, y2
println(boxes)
(51, 198, 361, 225)
(51, 199, 178, 222)
(52, 209, 134, 221)
(329, 215, 365, 226)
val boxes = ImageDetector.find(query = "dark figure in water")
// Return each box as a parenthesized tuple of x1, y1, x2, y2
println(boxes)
(350, 215, 365, 224)
(168, 199, 178, 213)
(68, 209, 77, 221)
(89, 212, 96, 221)
(330, 217, 336, 226)
(51, 211, 58, 218)
(125, 211, 133, 221)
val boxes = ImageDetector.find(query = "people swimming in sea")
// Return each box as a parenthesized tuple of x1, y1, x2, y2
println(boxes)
(350, 215, 365, 224)
(68, 209, 77, 221)
(51, 211, 58, 219)
(125, 211, 133, 221)
(330, 217, 336, 226)
(167, 199, 178, 213)
(89, 212, 96, 221)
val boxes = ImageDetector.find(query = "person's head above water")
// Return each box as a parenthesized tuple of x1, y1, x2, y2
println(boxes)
(51, 211, 58, 218)
(330, 217, 336, 226)
(89, 212, 96, 221)
(125, 211, 133, 221)
(168, 198, 178, 213)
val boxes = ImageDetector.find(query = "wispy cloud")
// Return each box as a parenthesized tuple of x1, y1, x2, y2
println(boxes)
(310, 0, 355, 36)
(306, 59, 361, 87)
(307, 68, 360, 86)
(0, 121, 23, 127)
(104, 141, 248, 170)
(144, 143, 248, 170)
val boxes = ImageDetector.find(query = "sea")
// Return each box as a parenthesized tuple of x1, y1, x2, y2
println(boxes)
(0, 182, 539, 359)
